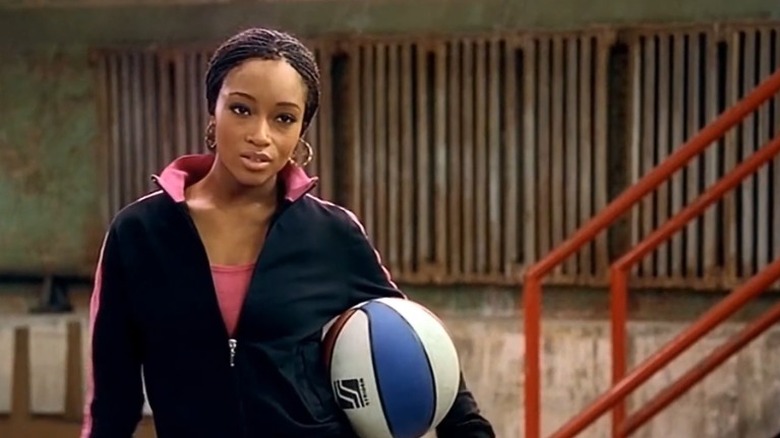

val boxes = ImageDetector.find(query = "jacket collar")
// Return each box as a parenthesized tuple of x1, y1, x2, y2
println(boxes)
(152, 154, 318, 203)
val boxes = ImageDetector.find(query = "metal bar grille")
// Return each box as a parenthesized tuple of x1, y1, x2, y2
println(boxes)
(304, 43, 337, 201)
(345, 32, 613, 284)
(521, 32, 613, 283)
(626, 24, 780, 289)
(96, 24, 779, 289)
(726, 26, 780, 286)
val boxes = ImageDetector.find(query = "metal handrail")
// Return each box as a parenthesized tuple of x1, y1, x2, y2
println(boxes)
(621, 298, 780, 436)
(549, 257, 780, 437)
(549, 133, 780, 438)
(522, 68, 780, 438)
(606, 133, 780, 436)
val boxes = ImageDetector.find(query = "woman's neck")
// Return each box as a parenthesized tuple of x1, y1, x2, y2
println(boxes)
(191, 157, 279, 209)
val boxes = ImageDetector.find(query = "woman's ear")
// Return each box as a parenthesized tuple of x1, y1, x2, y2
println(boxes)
(205, 116, 217, 151)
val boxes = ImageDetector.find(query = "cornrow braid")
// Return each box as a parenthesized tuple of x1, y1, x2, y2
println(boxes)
(205, 28, 321, 134)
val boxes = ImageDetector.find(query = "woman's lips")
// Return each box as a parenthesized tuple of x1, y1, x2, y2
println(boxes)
(240, 151, 272, 171)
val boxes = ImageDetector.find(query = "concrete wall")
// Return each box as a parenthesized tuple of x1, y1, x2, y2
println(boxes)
(1, 287, 779, 437)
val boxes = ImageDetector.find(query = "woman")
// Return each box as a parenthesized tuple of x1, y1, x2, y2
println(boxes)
(81, 27, 494, 438)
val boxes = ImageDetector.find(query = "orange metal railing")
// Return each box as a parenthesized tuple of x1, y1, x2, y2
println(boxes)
(601, 133, 780, 437)
(522, 67, 780, 438)
(549, 257, 780, 438)
(552, 130, 780, 435)
(620, 294, 780, 436)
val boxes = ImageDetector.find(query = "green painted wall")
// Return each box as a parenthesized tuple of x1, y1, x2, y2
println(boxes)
(0, 47, 103, 276)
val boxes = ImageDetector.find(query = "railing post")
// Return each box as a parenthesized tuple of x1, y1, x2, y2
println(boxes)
(523, 276, 542, 438)
(609, 267, 629, 437)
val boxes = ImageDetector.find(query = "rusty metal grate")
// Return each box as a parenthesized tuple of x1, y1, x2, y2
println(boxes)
(723, 26, 780, 285)
(520, 32, 613, 283)
(342, 32, 613, 284)
(626, 24, 780, 289)
(98, 48, 210, 216)
(96, 24, 779, 290)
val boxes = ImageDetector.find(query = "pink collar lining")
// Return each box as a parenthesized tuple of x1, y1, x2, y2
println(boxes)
(152, 154, 318, 203)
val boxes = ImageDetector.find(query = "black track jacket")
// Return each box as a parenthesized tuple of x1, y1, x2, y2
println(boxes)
(81, 154, 495, 438)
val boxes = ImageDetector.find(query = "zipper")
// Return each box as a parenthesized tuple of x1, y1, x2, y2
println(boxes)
(228, 337, 246, 437)
(151, 174, 315, 437)
(155, 189, 248, 435)
(229, 339, 237, 367)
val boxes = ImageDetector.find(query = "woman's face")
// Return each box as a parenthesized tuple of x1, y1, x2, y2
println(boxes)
(211, 58, 307, 188)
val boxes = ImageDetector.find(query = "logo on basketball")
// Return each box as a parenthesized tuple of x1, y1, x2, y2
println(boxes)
(333, 378, 369, 410)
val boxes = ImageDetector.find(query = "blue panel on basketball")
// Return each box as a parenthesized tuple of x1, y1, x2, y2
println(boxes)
(362, 300, 435, 438)
(326, 297, 461, 438)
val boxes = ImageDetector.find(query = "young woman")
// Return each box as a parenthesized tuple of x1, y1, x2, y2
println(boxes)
(81, 27, 495, 438)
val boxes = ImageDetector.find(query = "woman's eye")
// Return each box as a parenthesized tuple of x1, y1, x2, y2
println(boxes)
(230, 104, 251, 116)
(277, 114, 297, 124)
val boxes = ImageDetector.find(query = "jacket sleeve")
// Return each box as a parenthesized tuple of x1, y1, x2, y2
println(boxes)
(81, 226, 145, 438)
(336, 209, 496, 438)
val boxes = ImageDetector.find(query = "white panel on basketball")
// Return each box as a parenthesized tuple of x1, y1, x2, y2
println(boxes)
(329, 310, 394, 438)
(375, 298, 461, 428)
(321, 301, 370, 341)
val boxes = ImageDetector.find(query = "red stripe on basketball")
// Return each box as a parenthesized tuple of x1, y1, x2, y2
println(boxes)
(322, 308, 358, 372)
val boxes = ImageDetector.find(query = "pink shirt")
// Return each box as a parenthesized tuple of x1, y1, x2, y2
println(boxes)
(211, 263, 255, 336)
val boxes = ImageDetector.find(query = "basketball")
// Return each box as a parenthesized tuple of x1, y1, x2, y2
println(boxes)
(322, 297, 461, 438)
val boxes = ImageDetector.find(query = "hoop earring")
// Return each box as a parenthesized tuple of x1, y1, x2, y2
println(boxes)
(205, 122, 216, 150)
(292, 139, 314, 167)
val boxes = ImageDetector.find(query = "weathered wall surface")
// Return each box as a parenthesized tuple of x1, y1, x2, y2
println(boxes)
(0, 287, 778, 437)
(2, 0, 780, 47)
(0, 47, 103, 276)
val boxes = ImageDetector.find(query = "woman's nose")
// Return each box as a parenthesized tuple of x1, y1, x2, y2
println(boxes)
(246, 120, 271, 146)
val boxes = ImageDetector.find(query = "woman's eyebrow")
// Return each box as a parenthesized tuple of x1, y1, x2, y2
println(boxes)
(228, 91, 256, 101)
(229, 91, 301, 110)
(276, 102, 302, 110)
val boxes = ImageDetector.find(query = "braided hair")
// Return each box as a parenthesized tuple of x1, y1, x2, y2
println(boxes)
(205, 28, 321, 134)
